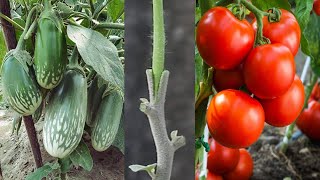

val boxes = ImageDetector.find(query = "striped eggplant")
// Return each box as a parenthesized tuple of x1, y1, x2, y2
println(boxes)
(43, 66, 87, 158)
(34, 1, 67, 89)
(1, 50, 42, 115)
(91, 91, 123, 152)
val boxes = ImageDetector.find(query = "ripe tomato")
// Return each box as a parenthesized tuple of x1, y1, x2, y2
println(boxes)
(259, 75, 305, 127)
(252, 9, 301, 56)
(243, 43, 295, 99)
(310, 82, 320, 102)
(207, 139, 240, 174)
(207, 89, 265, 148)
(196, 7, 254, 70)
(213, 66, 244, 92)
(224, 149, 253, 180)
(314, 0, 320, 16)
(195, 169, 223, 180)
(297, 100, 320, 141)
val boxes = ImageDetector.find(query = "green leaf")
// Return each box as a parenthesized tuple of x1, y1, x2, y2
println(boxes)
(25, 162, 60, 180)
(251, 0, 291, 11)
(129, 163, 157, 178)
(57, 2, 73, 18)
(107, 0, 124, 22)
(59, 157, 73, 173)
(69, 140, 93, 171)
(11, 115, 22, 135)
(0, 28, 6, 62)
(195, 47, 203, 98)
(67, 25, 124, 93)
(112, 115, 124, 154)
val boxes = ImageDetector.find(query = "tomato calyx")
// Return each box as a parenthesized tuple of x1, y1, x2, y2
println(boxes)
(267, 8, 282, 23)
(195, 135, 210, 152)
(229, 4, 246, 20)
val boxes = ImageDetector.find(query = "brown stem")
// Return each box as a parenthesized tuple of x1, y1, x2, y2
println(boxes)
(0, 0, 17, 50)
(23, 116, 43, 168)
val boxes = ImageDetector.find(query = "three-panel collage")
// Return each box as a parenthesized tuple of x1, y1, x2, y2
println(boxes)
(0, 0, 319, 179)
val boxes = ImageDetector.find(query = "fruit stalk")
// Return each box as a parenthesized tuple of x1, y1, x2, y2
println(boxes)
(0, 0, 43, 168)
(199, 125, 210, 180)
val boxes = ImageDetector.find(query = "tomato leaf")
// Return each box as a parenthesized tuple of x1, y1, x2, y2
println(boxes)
(67, 25, 124, 94)
(69, 140, 93, 171)
(195, 47, 203, 97)
(251, 0, 291, 11)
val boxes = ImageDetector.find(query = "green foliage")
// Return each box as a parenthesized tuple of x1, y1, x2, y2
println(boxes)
(107, 0, 125, 21)
(251, 0, 291, 11)
(58, 157, 73, 174)
(0, 29, 6, 62)
(25, 162, 60, 180)
(195, 48, 203, 98)
(67, 25, 124, 94)
(69, 140, 93, 171)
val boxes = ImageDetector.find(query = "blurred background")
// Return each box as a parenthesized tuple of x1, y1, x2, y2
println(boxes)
(124, 0, 195, 179)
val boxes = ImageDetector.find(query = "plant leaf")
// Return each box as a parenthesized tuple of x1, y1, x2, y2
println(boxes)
(67, 25, 124, 94)
(59, 157, 73, 174)
(69, 140, 93, 171)
(25, 162, 60, 180)
(195, 47, 203, 98)
(251, 0, 291, 11)
(107, 0, 124, 21)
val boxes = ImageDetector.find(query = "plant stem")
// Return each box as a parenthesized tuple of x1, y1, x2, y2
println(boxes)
(94, 22, 125, 30)
(16, 6, 37, 50)
(240, 0, 270, 45)
(44, 0, 51, 10)
(139, 70, 185, 180)
(199, 125, 210, 180)
(280, 57, 315, 153)
(70, 46, 79, 65)
(0, 0, 18, 50)
(152, 0, 165, 96)
(0, 13, 24, 31)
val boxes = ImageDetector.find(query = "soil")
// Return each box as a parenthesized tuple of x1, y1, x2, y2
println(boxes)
(0, 109, 124, 180)
(251, 125, 320, 180)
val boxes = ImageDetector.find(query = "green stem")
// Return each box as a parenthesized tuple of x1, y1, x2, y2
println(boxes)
(0, 13, 24, 31)
(94, 22, 125, 30)
(24, 19, 37, 40)
(240, 0, 270, 45)
(88, 0, 94, 13)
(152, 0, 165, 97)
(44, 0, 51, 10)
(199, 0, 212, 15)
(70, 47, 79, 65)
(16, 6, 37, 50)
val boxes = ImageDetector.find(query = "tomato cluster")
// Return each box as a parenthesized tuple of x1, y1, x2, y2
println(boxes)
(197, 6, 304, 153)
(314, 0, 320, 16)
(297, 83, 320, 141)
(195, 139, 253, 180)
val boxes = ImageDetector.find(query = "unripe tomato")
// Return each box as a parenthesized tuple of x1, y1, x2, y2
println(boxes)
(207, 139, 240, 175)
(213, 66, 244, 92)
(297, 100, 320, 141)
(195, 169, 223, 180)
(196, 7, 254, 70)
(252, 9, 301, 56)
(314, 0, 320, 16)
(259, 75, 305, 127)
(224, 149, 253, 180)
(207, 89, 265, 148)
(243, 43, 295, 99)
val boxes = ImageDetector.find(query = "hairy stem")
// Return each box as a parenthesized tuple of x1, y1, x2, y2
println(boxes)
(140, 70, 185, 180)
(152, 0, 165, 96)
(94, 22, 125, 30)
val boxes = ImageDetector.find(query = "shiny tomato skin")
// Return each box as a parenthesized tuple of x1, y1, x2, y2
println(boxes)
(224, 149, 254, 180)
(207, 89, 265, 148)
(297, 100, 320, 141)
(243, 43, 295, 99)
(196, 7, 254, 70)
(259, 75, 305, 127)
(314, 0, 320, 16)
(195, 169, 223, 180)
(213, 66, 244, 92)
(207, 139, 240, 175)
(252, 9, 301, 56)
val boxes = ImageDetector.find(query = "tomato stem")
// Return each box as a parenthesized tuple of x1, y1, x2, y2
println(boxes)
(152, 0, 165, 97)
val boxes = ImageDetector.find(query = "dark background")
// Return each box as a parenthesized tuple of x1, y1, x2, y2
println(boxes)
(124, 0, 195, 179)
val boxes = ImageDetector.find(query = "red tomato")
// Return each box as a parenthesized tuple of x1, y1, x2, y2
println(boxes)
(259, 75, 305, 127)
(224, 149, 254, 180)
(314, 0, 320, 16)
(196, 7, 254, 70)
(207, 89, 265, 148)
(297, 100, 320, 141)
(213, 66, 244, 92)
(252, 9, 301, 56)
(310, 82, 320, 102)
(207, 139, 240, 174)
(195, 169, 223, 180)
(243, 43, 295, 99)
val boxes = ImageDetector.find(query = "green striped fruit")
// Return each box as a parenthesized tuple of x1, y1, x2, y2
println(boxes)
(43, 66, 87, 158)
(1, 50, 42, 115)
(34, 7, 67, 89)
(91, 91, 123, 152)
